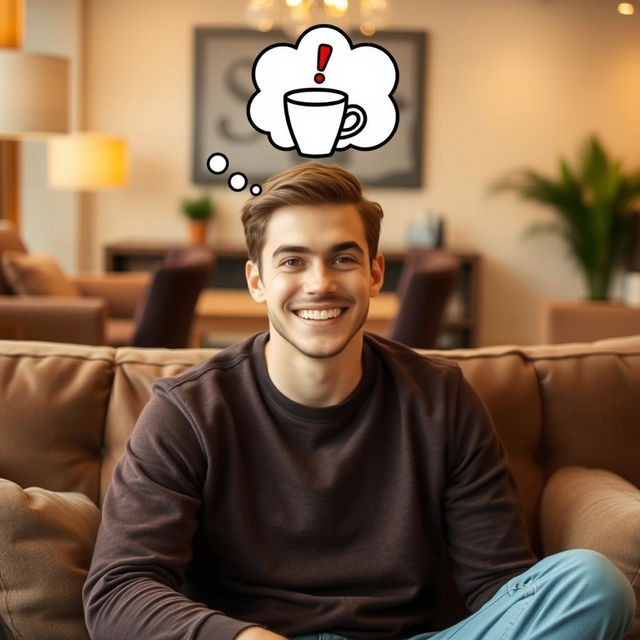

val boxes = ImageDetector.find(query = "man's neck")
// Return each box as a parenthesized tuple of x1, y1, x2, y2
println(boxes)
(263, 334, 364, 408)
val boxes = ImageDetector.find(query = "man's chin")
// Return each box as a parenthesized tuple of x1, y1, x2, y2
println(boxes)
(285, 335, 352, 360)
(294, 343, 349, 360)
(270, 324, 361, 360)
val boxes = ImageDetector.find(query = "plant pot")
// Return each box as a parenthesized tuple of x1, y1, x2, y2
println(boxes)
(584, 265, 615, 301)
(187, 220, 208, 246)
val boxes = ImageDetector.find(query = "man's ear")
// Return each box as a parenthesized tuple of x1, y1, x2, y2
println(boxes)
(369, 252, 385, 298)
(245, 260, 266, 303)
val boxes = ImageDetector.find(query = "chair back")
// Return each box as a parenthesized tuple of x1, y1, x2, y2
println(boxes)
(388, 250, 460, 349)
(131, 247, 214, 348)
(0, 221, 28, 295)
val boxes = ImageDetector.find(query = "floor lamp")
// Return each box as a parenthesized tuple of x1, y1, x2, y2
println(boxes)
(47, 133, 128, 270)
(0, 0, 70, 227)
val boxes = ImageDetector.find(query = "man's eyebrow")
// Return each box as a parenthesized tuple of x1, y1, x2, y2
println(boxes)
(271, 242, 365, 259)
(331, 242, 365, 254)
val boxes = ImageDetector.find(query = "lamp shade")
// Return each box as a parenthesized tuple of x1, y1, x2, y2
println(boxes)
(48, 134, 128, 190)
(0, 0, 23, 48)
(0, 51, 69, 138)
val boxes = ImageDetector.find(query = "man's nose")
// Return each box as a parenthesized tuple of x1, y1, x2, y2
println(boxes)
(303, 261, 337, 294)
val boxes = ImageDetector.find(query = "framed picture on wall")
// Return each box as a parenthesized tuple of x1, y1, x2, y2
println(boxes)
(192, 27, 426, 188)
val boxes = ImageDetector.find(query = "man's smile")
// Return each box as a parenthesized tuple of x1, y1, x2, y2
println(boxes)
(294, 307, 345, 320)
(295, 307, 343, 320)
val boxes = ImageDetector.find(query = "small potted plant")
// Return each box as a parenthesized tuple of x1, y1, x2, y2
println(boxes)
(491, 136, 640, 301)
(180, 194, 215, 246)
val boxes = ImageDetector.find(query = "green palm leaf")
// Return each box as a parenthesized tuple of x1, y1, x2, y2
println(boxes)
(490, 135, 640, 300)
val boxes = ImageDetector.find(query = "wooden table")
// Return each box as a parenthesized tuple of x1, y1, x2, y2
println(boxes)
(195, 289, 398, 344)
(0, 326, 21, 340)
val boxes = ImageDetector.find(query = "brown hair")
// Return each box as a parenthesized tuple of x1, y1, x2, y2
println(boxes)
(241, 162, 383, 270)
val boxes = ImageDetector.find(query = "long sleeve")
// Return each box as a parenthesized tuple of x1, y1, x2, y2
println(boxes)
(82, 391, 263, 640)
(443, 367, 538, 611)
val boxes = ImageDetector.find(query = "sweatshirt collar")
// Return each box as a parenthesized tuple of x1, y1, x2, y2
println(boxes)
(251, 331, 376, 425)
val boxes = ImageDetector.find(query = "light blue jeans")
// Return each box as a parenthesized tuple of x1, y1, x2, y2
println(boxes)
(290, 549, 636, 640)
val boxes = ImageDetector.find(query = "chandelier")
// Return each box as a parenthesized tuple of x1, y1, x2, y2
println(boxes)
(246, 0, 391, 38)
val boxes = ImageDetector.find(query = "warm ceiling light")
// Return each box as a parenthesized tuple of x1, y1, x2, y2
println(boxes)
(257, 17, 274, 31)
(48, 134, 128, 190)
(618, 2, 635, 15)
(248, 0, 388, 37)
(360, 21, 376, 36)
(324, 0, 349, 17)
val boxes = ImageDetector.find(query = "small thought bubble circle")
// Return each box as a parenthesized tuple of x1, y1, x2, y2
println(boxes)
(250, 184, 262, 196)
(229, 172, 248, 191)
(207, 153, 229, 174)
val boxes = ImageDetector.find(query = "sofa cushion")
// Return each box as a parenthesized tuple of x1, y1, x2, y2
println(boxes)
(0, 342, 114, 504)
(530, 336, 640, 486)
(100, 346, 215, 505)
(0, 479, 100, 640)
(540, 466, 640, 638)
(1, 251, 80, 296)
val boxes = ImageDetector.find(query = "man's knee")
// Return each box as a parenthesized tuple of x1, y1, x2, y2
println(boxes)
(552, 549, 636, 625)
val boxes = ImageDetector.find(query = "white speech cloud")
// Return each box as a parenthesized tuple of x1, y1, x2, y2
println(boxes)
(247, 24, 399, 157)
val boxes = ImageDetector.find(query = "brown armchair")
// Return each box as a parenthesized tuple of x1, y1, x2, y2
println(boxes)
(108, 246, 215, 348)
(388, 249, 461, 349)
(0, 221, 149, 345)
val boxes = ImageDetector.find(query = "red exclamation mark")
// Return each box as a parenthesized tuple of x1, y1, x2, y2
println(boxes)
(314, 44, 333, 84)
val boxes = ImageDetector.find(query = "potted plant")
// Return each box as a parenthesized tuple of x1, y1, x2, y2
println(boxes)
(491, 136, 640, 300)
(180, 194, 215, 246)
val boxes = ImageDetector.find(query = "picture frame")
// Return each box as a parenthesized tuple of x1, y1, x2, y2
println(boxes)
(192, 27, 426, 188)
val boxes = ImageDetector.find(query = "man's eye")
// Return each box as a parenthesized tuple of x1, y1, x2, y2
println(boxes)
(334, 255, 356, 264)
(281, 258, 301, 268)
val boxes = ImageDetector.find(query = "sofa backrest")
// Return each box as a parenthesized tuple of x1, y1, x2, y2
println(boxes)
(429, 337, 640, 546)
(1, 335, 639, 542)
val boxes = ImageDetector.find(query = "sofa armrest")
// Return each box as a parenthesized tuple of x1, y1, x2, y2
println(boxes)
(540, 466, 640, 636)
(0, 297, 106, 345)
(72, 272, 150, 319)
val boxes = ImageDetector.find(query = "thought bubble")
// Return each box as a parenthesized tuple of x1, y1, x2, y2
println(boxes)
(206, 152, 261, 195)
(207, 152, 229, 174)
(247, 24, 399, 158)
(229, 172, 248, 191)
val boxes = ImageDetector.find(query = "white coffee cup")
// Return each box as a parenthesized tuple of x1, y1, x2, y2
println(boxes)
(284, 88, 367, 157)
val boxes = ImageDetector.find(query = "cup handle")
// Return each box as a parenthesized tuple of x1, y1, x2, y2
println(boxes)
(338, 104, 367, 141)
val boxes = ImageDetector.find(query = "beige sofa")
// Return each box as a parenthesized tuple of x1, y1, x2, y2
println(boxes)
(0, 335, 639, 639)
(0, 221, 149, 345)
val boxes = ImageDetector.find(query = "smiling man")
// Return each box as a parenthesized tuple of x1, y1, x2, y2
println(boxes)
(244, 199, 384, 407)
(83, 163, 635, 640)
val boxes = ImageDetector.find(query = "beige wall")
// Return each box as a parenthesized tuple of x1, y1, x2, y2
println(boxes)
(21, 0, 82, 273)
(80, 0, 640, 345)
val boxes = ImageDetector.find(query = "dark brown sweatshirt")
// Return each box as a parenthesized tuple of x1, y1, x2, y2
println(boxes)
(83, 331, 536, 640)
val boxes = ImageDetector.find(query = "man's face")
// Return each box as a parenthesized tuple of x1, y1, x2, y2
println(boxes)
(246, 203, 384, 359)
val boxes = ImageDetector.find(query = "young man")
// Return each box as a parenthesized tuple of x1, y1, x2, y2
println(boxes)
(83, 163, 635, 640)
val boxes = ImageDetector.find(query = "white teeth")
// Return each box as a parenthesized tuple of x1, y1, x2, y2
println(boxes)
(296, 307, 344, 320)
